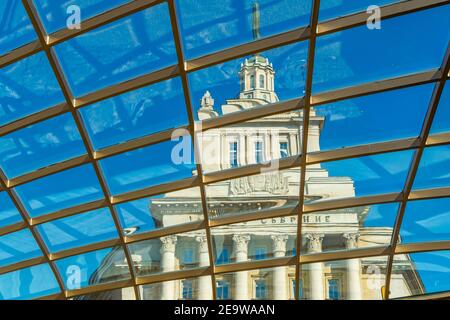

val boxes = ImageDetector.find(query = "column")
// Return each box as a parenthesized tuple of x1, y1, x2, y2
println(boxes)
(264, 133, 271, 161)
(307, 233, 324, 300)
(271, 235, 289, 300)
(196, 236, 212, 300)
(343, 233, 362, 300)
(289, 133, 297, 156)
(160, 235, 177, 300)
(232, 234, 251, 300)
(239, 132, 246, 166)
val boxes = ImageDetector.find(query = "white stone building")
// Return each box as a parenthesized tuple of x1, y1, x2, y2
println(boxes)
(83, 51, 424, 301)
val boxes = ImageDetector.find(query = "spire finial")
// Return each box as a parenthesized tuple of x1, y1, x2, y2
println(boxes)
(252, 2, 261, 40)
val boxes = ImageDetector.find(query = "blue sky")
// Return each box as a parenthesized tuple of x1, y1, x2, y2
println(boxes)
(0, 0, 449, 299)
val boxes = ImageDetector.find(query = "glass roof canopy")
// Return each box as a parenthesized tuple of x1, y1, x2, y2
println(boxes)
(0, 0, 449, 300)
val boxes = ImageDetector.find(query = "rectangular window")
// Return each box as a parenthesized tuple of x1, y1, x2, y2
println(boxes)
(216, 280, 230, 299)
(328, 279, 341, 300)
(182, 248, 194, 265)
(182, 280, 193, 299)
(229, 142, 238, 168)
(216, 247, 230, 264)
(291, 279, 303, 299)
(255, 280, 267, 299)
(279, 141, 289, 158)
(254, 247, 267, 260)
(254, 141, 264, 164)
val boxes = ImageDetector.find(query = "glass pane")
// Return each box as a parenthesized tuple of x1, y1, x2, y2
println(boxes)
(14, 164, 103, 218)
(53, 3, 176, 97)
(140, 276, 213, 300)
(313, 6, 450, 93)
(216, 266, 296, 300)
(37, 208, 118, 253)
(100, 138, 196, 196)
(0, 263, 60, 300)
(32, 0, 132, 34)
(0, 52, 65, 127)
(300, 256, 388, 300)
(390, 251, 450, 298)
(0, 192, 22, 229)
(306, 150, 414, 204)
(199, 110, 302, 173)
(319, 0, 401, 21)
(188, 41, 308, 120)
(211, 216, 297, 265)
(301, 203, 398, 255)
(413, 145, 450, 190)
(310, 84, 433, 152)
(0, 0, 37, 56)
(0, 228, 42, 268)
(128, 230, 209, 277)
(116, 187, 203, 236)
(176, 0, 311, 59)
(0, 113, 86, 179)
(430, 82, 450, 134)
(79, 77, 189, 150)
(72, 287, 136, 300)
(205, 167, 300, 220)
(55, 246, 131, 290)
(400, 198, 450, 244)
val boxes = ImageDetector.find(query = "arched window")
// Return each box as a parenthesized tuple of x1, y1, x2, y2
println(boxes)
(259, 74, 265, 89)
(250, 74, 255, 89)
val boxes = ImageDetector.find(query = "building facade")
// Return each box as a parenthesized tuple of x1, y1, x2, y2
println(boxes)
(83, 50, 424, 301)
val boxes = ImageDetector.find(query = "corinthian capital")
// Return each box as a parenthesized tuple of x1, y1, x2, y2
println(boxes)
(195, 235, 209, 252)
(306, 233, 324, 253)
(271, 235, 289, 253)
(160, 235, 177, 253)
(232, 234, 251, 254)
(343, 233, 359, 249)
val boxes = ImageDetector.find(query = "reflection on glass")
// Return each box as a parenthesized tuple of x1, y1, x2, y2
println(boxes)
(0, 113, 86, 178)
(300, 256, 392, 300)
(310, 84, 433, 151)
(71, 287, 136, 300)
(37, 208, 118, 253)
(116, 187, 203, 236)
(301, 203, 398, 255)
(199, 111, 302, 173)
(80, 77, 189, 150)
(176, 0, 311, 59)
(319, 0, 400, 21)
(55, 246, 131, 290)
(0, 52, 65, 127)
(413, 145, 450, 190)
(211, 216, 297, 265)
(313, 6, 450, 93)
(0, 228, 42, 268)
(400, 198, 450, 243)
(140, 276, 213, 300)
(205, 167, 300, 219)
(306, 150, 414, 203)
(0, 192, 22, 229)
(0, 263, 60, 300)
(390, 251, 450, 298)
(0, 0, 37, 56)
(128, 230, 209, 278)
(430, 82, 450, 134)
(188, 41, 308, 120)
(100, 138, 196, 196)
(217, 266, 296, 300)
(53, 3, 176, 97)
(14, 164, 103, 218)
(32, 0, 132, 34)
